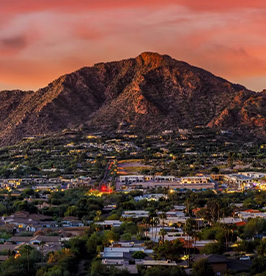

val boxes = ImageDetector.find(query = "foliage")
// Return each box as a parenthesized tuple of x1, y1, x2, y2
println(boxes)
(0, 245, 42, 276)
(132, 251, 147, 259)
(192, 259, 215, 276)
(243, 218, 266, 237)
(153, 239, 184, 261)
(251, 257, 266, 275)
(137, 265, 186, 276)
(90, 260, 130, 276)
(201, 242, 224, 254)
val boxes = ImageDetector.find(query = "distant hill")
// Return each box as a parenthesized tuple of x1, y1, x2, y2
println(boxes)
(0, 52, 265, 146)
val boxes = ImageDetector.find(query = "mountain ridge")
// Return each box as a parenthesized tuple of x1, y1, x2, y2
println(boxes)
(0, 52, 265, 146)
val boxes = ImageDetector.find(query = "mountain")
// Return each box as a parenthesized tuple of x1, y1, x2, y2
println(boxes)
(0, 52, 265, 146)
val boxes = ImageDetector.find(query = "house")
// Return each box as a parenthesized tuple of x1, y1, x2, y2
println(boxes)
(134, 194, 167, 202)
(164, 217, 188, 226)
(227, 259, 253, 273)
(174, 205, 186, 211)
(121, 211, 149, 219)
(240, 172, 266, 179)
(119, 175, 145, 183)
(25, 221, 58, 232)
(101, 245, 152, 259)
(61, 216, 84, 227)
(181, 176, 209, 184)
(95, 220, 122, 228)
(219, 217, 244, 225)
(193, 255, 228, 274)
(30, 243, 62, 255)
(154, 175, 175, 182)
(224, 174, 253, 189)
(10, 236, 32, 244)
(142, 260, 177, 266)
(210, 174, 224, 181)
(59, 227, 90, 237)
(144, 175, 153, 181)
(29, 235, 60, 245)
(237, 210, 266, 220)
(2, 212, 56, 232)
(69, 176, 92, 188)
(103, 205, 117, 211)
(192, 240, 217, 250)
(111, 241, 145, 248)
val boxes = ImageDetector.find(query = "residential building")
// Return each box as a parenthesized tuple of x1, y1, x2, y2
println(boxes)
(119, 175, 145, 183)
(224, 174, 253, 189)
(181, 176, 210, 184)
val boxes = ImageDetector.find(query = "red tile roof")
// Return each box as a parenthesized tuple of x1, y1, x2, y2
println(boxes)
(243, 209, 261, 213)
(234, 221, 246, 226)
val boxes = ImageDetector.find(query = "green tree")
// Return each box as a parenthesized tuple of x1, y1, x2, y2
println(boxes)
(201, 242, 224, 254)
(138, 266, 185, 276)
(103, 229, 120, 246)
(153, 239, 183, 261)
(37, 265, 71, 276)
(142, 218, 149, 241)
(121, 233, 132, 241)
(132, 251, 147, 259)
(90, 260, 130, 276)
(244, 218, 266, 237)
(159, 229, 167, 244)
(251, 257, 266, 275)
(192, 259, 214, 276)
(258, 239, 266, 257)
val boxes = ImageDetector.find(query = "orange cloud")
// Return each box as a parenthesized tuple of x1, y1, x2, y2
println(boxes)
(178, 0, 266, 12)
(1, 0, 266, 15)
(0, 0, 266, 91)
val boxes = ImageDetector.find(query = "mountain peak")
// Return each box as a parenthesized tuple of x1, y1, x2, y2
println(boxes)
(136, 52, 173, 67)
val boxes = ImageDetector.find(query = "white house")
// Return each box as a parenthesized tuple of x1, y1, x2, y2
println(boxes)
(119, 175, 145, 183)
(154, 175, 175, 182)
(181, 176, 209, 184)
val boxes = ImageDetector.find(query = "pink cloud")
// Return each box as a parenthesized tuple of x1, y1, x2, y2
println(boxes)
(0, 0, 266, 91)
(179, 0, 266, 12)
(1, 0, 266, 15)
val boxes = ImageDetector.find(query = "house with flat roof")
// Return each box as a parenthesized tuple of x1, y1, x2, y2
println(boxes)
(192, 255, 228, 275)
(119, 175, 145, 183)
(224, 174, 253, 189)
(95, 220, 122, 227)
(134, 194, 167, 202)
(240, 172, 266, 179)
(181, 176, 209, 184)
(154, 175, 175, 182)
(122, 211, 149, 219)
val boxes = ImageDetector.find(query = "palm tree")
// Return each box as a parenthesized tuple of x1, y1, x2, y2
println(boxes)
(159, 228, 167, 244)
(148, 211, 157, 241)
(184, 218, 197, 257)
(142, 218, 148, 240)
(154, 217, 160, 242)
(159, 212, 167, 231)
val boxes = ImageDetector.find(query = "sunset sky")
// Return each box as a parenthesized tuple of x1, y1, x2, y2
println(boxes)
(1, 0, 266, 91)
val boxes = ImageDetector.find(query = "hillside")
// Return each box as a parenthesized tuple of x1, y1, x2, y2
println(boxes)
(0, 52, 265, 146)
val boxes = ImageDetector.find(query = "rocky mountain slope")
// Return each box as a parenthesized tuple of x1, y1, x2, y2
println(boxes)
(0, 52, 265, 146)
